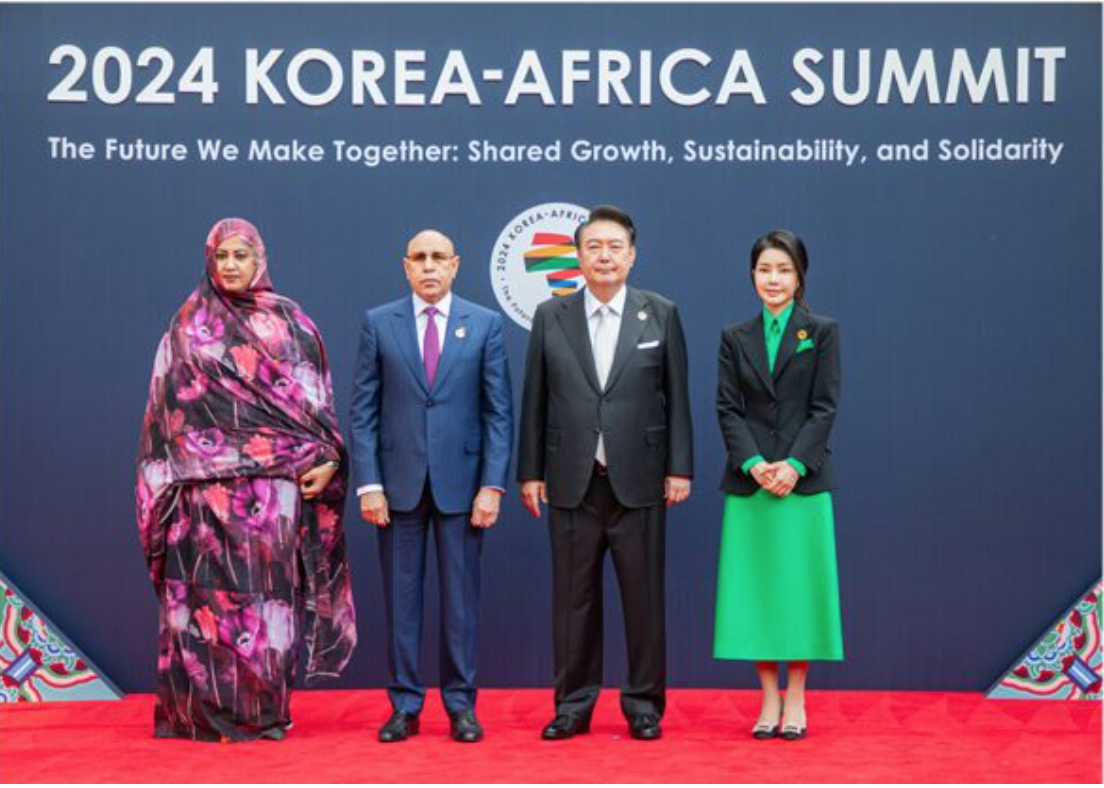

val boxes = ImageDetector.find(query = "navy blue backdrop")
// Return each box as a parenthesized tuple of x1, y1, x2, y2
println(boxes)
(1, 3, 1100, 693)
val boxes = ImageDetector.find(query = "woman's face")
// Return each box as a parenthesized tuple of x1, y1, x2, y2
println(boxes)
(213, 237, 258, 294)
(754, 247, 799, 311)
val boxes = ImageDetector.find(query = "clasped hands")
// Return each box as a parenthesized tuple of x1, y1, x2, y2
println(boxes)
(749, 460, 800, 497)
(359, 487, 503, 529)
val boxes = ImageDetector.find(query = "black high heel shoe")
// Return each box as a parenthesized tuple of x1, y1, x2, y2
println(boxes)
(779, 712, 807, 740)
(751, 718, 780, 739)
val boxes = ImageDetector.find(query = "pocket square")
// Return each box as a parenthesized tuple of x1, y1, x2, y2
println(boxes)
(796, 338, 816, 353)
(637, 340, 660, 349)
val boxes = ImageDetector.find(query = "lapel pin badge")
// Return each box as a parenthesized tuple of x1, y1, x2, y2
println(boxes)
(637, 310, 648, 321)
(455, 326, 467, 339)
(797, 329, 809, 340)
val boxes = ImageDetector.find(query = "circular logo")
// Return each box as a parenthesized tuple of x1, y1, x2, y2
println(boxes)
(490, 202, 589, 330)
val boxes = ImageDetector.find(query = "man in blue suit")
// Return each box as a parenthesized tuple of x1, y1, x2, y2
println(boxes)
(350, 230, 513, 743)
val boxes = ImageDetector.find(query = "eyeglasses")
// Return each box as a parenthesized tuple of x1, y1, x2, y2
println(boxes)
(406, 252, 455, 267)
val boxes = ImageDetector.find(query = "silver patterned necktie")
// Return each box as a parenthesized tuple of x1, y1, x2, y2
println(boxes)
(594, 304, 612, 464)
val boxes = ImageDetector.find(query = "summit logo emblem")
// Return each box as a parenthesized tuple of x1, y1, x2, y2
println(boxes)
(490, 203, 589, 330)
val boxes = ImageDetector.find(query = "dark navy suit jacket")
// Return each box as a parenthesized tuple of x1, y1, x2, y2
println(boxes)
(349, 294, 514, 514)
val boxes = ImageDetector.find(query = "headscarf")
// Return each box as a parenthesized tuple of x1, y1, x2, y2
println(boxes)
(137, 218, 356, 682)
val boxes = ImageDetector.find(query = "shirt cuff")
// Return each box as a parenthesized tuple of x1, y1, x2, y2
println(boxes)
(786, 458, 807, 477)
(740, 455, 766, 475)
(356, 484, 384, 496)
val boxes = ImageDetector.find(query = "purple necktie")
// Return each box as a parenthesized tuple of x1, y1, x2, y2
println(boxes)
(423, 306, 441, 387)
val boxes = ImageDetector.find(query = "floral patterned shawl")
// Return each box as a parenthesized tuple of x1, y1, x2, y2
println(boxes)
(137, 218, 356, 681)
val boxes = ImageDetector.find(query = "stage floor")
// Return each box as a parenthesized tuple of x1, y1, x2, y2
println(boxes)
(1, 689, 1099, 783)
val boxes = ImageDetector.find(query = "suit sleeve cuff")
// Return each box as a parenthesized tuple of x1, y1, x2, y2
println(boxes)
(740, 455, 765, 475)
(786, 458, 807, 477)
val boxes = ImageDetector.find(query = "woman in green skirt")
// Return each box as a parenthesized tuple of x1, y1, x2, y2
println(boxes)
(714, 229, 843, 741)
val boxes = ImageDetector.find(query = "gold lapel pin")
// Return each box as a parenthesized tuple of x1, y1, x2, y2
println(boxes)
(796, 329, 809, 340)
(637, 310, 648, 321)
(455, 326, 467, 339)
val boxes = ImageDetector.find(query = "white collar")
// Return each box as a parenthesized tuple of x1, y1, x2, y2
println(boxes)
(584, 286, 627, 318)
(413, 291, 452, 318)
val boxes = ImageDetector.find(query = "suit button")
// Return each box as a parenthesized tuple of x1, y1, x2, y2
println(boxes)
(426, 398, 435, 407)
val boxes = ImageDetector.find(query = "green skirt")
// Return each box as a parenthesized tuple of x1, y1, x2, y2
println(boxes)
(713, 491, 844, 661)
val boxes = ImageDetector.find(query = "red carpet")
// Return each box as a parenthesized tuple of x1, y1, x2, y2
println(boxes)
(1, 690, 1099, 783)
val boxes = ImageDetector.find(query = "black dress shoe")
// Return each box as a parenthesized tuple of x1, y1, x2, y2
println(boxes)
(378, 711, 420, 743)
(541, 714, 591, 740)
(449, 710, 484, 743)
(627, 713, 662, 740)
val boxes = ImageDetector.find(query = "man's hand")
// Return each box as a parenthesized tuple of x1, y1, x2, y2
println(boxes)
(360, 491, 390, 527)
(298, 464, 336, 501)
(471, 487, 503, 528)
(665, 475, 692, 507)
(520, 481, 547, 518)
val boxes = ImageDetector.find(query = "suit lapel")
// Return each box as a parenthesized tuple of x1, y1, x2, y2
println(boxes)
(391, 299, 430, 394)
(555, 290, 601, 394)
(603, 287, 649, 392)
(771, 306, 808, 382)
(737, 316, 776, 398)
(431, 297, 469, 391)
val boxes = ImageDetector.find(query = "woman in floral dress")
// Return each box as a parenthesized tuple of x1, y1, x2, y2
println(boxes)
(136, 218, 356, 742)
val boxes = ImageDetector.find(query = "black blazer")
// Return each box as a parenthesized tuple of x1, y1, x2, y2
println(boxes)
(717, 307, 840, 496)
(518, 286, 694, 509)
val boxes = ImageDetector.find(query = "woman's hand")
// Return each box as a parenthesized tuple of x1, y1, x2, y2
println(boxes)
(299, 463, 337, 500)
(750, 461, 775, 490)
(764, 461, 799, 497)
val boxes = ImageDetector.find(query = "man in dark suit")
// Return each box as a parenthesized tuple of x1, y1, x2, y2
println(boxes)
(517, 205, 693, 741)
(350, 230, 513, 743)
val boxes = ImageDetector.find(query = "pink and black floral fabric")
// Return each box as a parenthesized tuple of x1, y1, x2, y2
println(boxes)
(137, 218, 356, 742)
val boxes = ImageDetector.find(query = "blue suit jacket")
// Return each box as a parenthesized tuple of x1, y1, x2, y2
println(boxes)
(349, 294, 514, 514)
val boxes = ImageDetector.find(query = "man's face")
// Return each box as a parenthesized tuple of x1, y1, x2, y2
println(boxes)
(577, 220, 636, 293)
(404, 232, 459, 304)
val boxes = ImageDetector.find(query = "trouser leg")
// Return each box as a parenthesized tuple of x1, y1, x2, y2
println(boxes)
(548, 469, 618, 718)
(434, 508, 484, 714)
(378, 489, 431, 715)
(608, 502, 667, 719)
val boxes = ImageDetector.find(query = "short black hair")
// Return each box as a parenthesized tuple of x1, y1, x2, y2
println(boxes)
(574, 205, 637, 248)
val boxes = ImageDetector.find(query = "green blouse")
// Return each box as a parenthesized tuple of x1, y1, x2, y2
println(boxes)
(739, 302, 807, 478)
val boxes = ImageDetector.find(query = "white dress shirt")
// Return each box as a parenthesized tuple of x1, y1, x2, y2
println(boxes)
(413, 291, 451, 358)
(585, 286, 626, 465)
(584, 286, 625, 384)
